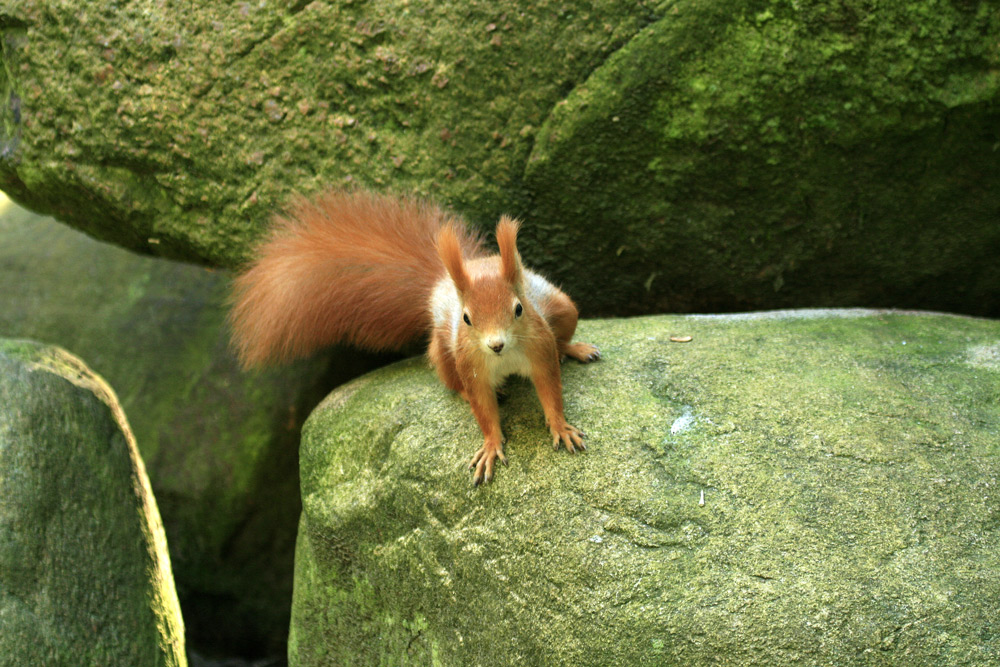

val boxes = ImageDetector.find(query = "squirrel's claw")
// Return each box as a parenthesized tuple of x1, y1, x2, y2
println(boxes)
(551, 422, 586, 454)
(470, 439, 507, 486)
(564, 342, 601, 364)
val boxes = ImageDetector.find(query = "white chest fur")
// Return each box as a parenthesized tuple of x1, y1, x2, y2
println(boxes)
(482, 344, 534, 388)
(430, 279, 463, 349)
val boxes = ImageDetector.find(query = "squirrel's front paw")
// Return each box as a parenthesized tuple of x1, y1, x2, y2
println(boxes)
(564, 341, 601, 363)
(469, 438, 507, 486)
(550, 422, 586, 453)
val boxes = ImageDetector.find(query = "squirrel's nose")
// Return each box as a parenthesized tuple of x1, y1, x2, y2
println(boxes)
(488, 341, 504, 355)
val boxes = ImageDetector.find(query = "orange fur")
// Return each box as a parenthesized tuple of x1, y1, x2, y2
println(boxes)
(427, 217, 600, 483)
(230, 188, 601, 485)
(436, 225, 472, 295)
(496, 215, 522, 286)
(230, 189, 483, 366)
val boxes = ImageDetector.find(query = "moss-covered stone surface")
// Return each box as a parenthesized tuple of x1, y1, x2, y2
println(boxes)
(0, 202, 390, 658)
(0, 0, 651, 265)
(0, 339, 186, 667)
(523, 0, 1000, 317)
(0, 1, 996, 317)
(291, 311, 1000, 666)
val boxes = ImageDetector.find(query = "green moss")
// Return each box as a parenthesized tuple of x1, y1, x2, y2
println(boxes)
(2, 2, 997, 316)
(524, 0, 1000, 316)
(0, 1, 659, 265)
(0, 206, 390, 656)
(0, 340, 186, 666)
(292, 311, 1000, 665)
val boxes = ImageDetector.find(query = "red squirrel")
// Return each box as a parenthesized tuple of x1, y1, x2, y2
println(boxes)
(230, 189, 600, 484)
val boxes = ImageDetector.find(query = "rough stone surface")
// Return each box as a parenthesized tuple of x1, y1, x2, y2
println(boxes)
(0, 0, 648, 265)
(0, 339, 186, 667)
(523, 1, 1000, 318)
(290, 311, 1000, 666)
(0, 1, 996, 317)
(0, 202, 391, 658)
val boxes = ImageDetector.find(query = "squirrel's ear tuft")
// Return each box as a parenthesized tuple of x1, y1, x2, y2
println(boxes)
(437, 224, 471, 294)
(496, 215, 523, 287)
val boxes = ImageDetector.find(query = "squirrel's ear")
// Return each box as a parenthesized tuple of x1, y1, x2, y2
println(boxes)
(496, 215, 523, 287)
(437, 224, 471, 294)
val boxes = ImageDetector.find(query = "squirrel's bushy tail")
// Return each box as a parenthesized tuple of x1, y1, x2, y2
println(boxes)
(230, 189, 483, 367)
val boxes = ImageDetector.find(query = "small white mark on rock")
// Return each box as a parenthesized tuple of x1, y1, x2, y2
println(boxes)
(670, 406, 696, 434)
(967, 342, 1000, 371)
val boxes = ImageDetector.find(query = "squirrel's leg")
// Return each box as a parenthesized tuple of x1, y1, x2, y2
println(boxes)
(465, 382, 506, 485)
(429, 328, 465, 394)
(528, 338, 586, 453)
(432, 330, 505, 484)
(545, 289, 600, 363)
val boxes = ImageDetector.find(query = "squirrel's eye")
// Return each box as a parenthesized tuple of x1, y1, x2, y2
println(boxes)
(463, 313, 471, 326)
(514, 303, 523, 318)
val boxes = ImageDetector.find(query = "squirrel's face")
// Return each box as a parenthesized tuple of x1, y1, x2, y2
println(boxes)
(461, 276, 529, 357)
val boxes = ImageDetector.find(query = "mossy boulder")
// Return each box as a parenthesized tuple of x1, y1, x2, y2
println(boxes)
(0, 202, 390, 657)
(0, 1, 996, 317)
(0, 339, 186, 667)
(522, 1, 1000, 317)
(290, 311, 1000, 665)
(0, 0, 651, 265)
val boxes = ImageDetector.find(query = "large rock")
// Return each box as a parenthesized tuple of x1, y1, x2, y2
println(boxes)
(0, 0, 648, 266)
(0, 339, 186, 667)
(0, 201, 390, 657)
(0, 1, 996, 317)
(290, 310, 1000, 665)
(522, 1, 1000, 317)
